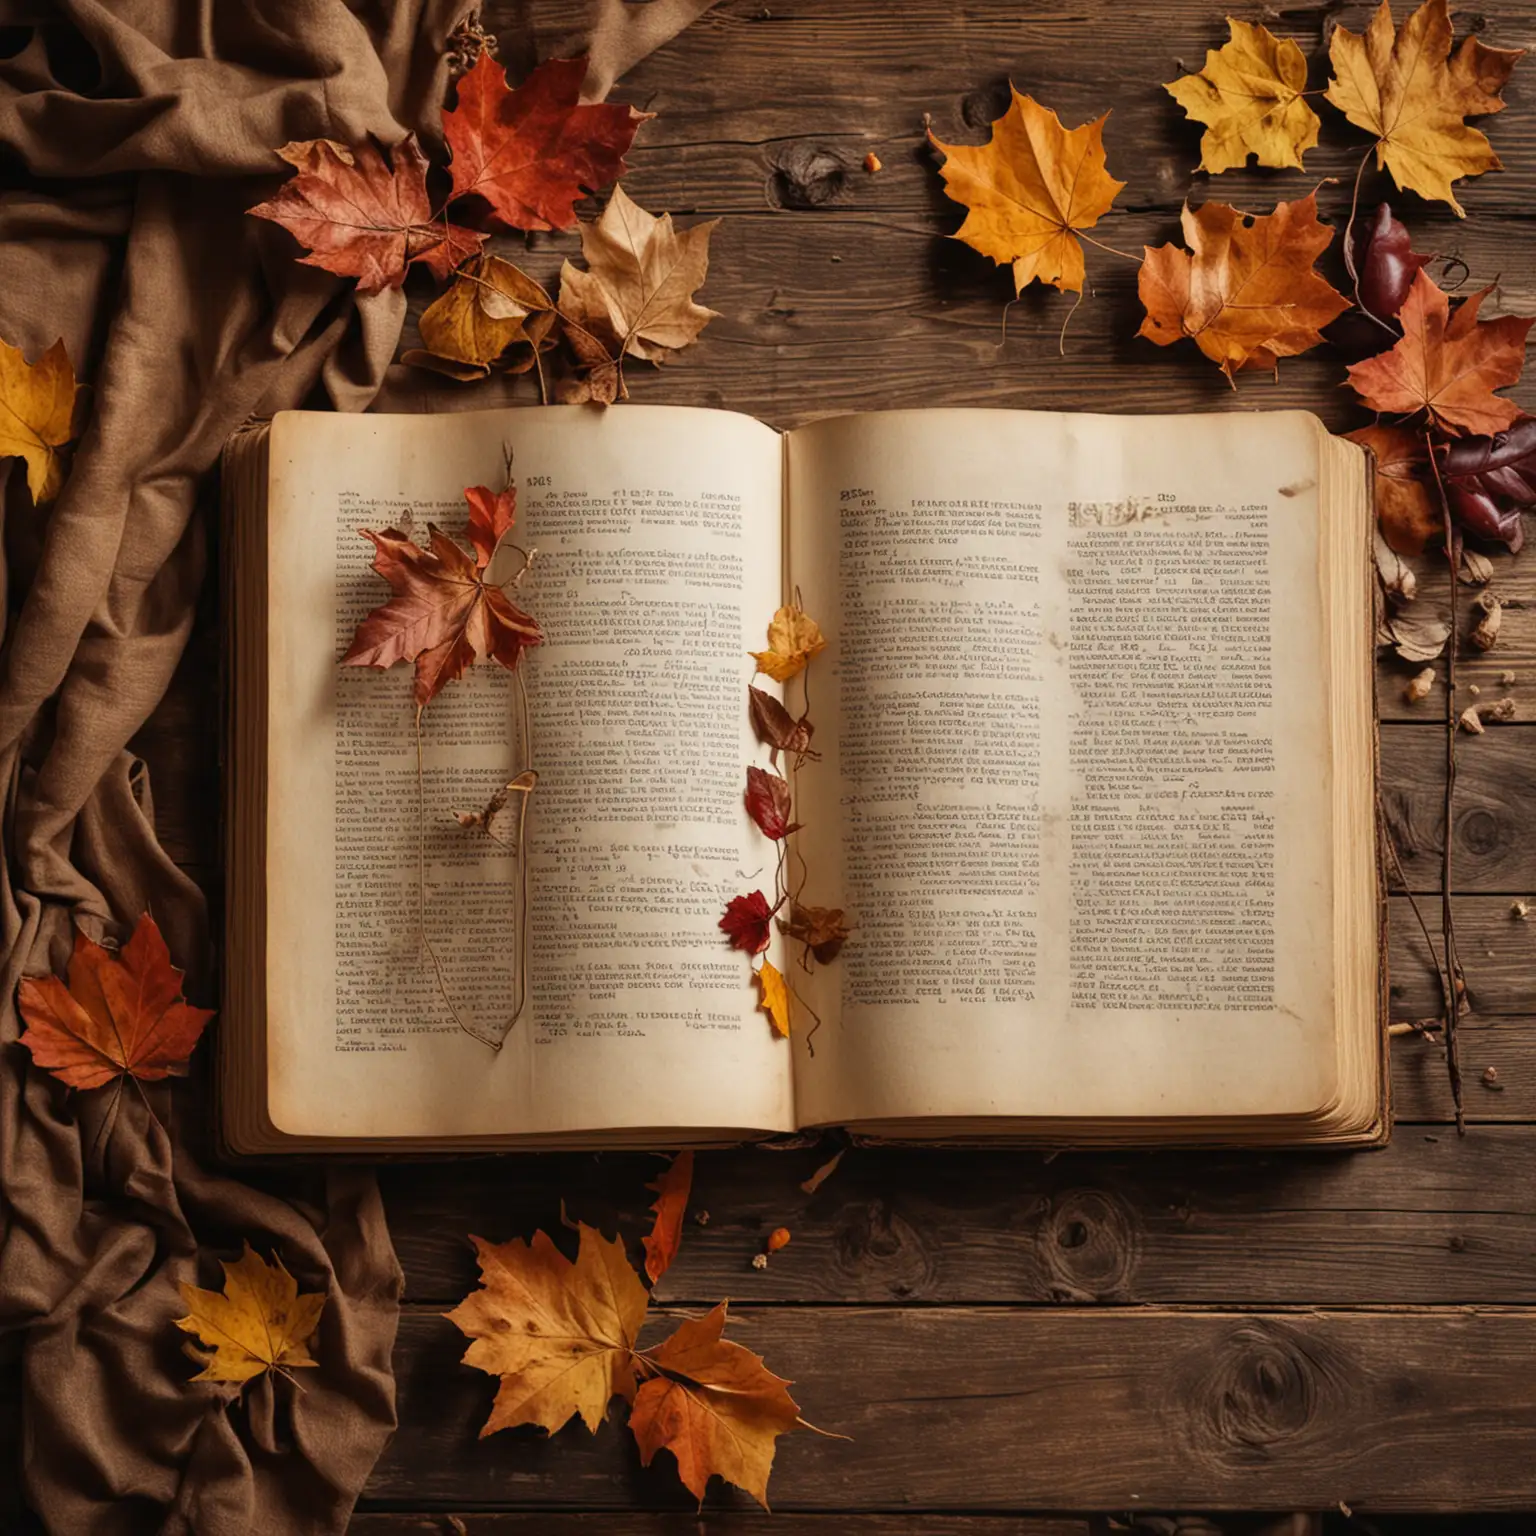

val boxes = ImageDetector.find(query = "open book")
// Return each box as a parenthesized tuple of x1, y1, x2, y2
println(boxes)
(220, 405, 1385, 1155)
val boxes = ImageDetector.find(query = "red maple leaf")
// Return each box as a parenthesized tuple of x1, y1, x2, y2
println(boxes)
(17, 914, 214, 1090)
(342, 499, 543, 709)
(442, 55, 648, 232)
(248, 138, 485, 294)
(719, 892, 773, 955)
(464, 483, 517, 568)
(744, 766, 796, 841)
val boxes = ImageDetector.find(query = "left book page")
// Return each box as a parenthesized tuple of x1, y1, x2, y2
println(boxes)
(261, 405, 795, 1141)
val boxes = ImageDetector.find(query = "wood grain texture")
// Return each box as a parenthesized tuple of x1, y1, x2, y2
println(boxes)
(368, 1307, 1536, 1511)
(349, 1519, 1095, 1535)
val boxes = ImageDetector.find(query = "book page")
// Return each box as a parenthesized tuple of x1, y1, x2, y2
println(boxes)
(263, 405, 794, 1139)
(785, 409, 1337, 1127)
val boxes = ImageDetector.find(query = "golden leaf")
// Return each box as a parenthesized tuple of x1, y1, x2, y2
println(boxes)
(0, 336, 78, 504)
(444, 1222, 649, 1436)
(175, 1244, 325, 1385)
(750, 604, 826, 683)
(1326, 0, 1523, 215)
(411, 255, 556, 379)
(1166, 19, 1321, 172)
(755, 960, 791, 1037)
(929, 89, 1125, 295)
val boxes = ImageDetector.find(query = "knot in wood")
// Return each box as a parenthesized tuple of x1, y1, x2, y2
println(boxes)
(1457, 805, 1504, 859)
(831, 1197, 934, 1298)
(768, 144, 849, 209)
(1036, 1188, 1141, 1302)
(961, 82, 1011, 130)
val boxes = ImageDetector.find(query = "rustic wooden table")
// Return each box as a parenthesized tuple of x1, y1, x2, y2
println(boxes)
(141, 0, 1536, 1528)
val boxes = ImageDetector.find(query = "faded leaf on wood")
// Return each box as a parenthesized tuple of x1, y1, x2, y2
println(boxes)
(445, 1223, 649, 1437)
(1346, 270, 1533, 436)
(248, 138, 484, 293)
(342, 494, 543, 709)
(748, 686, 816, 768)
(751, 604, 827, 683)
(0, 335, 78, 504)
(175, 1244, 325, 1386)
(444, 54, 647, 232)
(719, 891, 773, 956)
(1439, 414, 1536, 550)
(18, 913, 215, 1091)
(744, 766, 796, 842)
(629, 1302, 800, 1509)
(1165, 19, 1321, 172)
(755, 960, 791, 1037)
(1374, 524, 1418, 601)
(929, 88, 1125, 294)
(1326, 0, 1522, 216)
(409, 256, 557, 380)
(642, 1151, 693, 1284)
(1137, 193, 1349, 379)
(554, 269, 627, 404)
(779, 903, 851, 964)
(1348, 424, 1440, 554)
(1384, 606, 1452, 661)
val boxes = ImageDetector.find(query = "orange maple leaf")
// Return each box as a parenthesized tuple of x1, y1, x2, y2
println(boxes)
(629, 1302, 801, 1509)
(342, 492, 543, 710)
(247, 139, 485, 294)
(929, 89, 1125, 295)
(1347, 424, 1441, 554)
(1136, 192, 1349, 379)
(642, 1151, 694, 1284)
(443, 55, 648, 232)
(1346, 270, 1533, 435)
(17, 913, 214, 1090)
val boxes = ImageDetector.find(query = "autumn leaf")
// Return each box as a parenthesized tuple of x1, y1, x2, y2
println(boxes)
(1165, 19, 1321, 173)
(755, 960, 790, 1037)
(720, 892, 773, 956)
(341, 494, 543, 709)
(629, 1302, 800, 1509)
(1439, 414, 1536, 549)
(17, 913, 214, 1091)
(408, 255, 557, 381)
(748, 686, 817, 768)
(558, 187, 721, 365)
(1136, 193, 1350, 379)
(779, 903, 851, 965)
(0, 335, 78, 504)
(1351, 202, 1432, 323)
(247, 138, 484, 294)
(744, 766, 796, 842)
(175, 1244, 325, 1386)
(553, 271, 628, 404)
(642, 1151, 694, 1284)
(445, 1222, 649, 1436)
(929, 88, 1125, 295)
(751, 604, 827, 683)
(1326, 0, 1523, 216)
(1346, 270, 1533, 435)
(1349, 425, 1441, 555)
(464, 482, 517, 568)
(443, 54, 647, 232)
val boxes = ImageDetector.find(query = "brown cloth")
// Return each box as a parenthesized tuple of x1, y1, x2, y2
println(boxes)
(0, 2, 473, 1532)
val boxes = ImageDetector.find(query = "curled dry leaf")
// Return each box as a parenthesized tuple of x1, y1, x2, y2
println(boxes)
(1136, 193, 1349, 379)
(751, 604, 827, 683)
(408, 256, 557, 381)
(1460, 547, 1495, 583)
(175, 1244, 325, 1386)
(1438, 415, 1536, 550)
(628, 1301, 800, 1510)
(1349, 424, 1439, 555)
(642, 1151, 694, 1285)
(247, 138, 484, 294)
(1469, 590, 1503, 651)
(1326, 0, 1522, 216)
(755, 960, 791, 1037)
(928, 88, 1125, 295)
(720, 891, 774, 956)
(779, 902, 852, 964)
(1351, 203, 1432, 324)
(1404, 666, 1436, 702)
(1347, 271, 1534, 436)
(799, 1147, 846, 1194)
(0, 335, 78, 504)
(1374, 526, 1418, 601)
(748, 686, 817, 768)
(443, 55, 647, 232)
(1460, 695, 1516, 732)
(1165, 19, 1320, 173)
(445, 1223, 649, 1436)
(745, 766, 796, 841)
(1384, 606, 1452, 663)
(454, 769, 538, 842)
(17, 913, 215, 1090)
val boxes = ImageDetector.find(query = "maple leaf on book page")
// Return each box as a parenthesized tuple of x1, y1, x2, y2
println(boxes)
(175, 1245, 325, 1386)
(445, 1223, 649, 1436)
(444, 54, 648, 232)
(248, 138, 484, 293)
(929, 89, 1125, 295)
(750, 604, 826, 683)
(0, 335, 78, 504)
(719, 892, 773, 956)
(1166, 19, 1321, 173)
(17, 913, 215, 1091)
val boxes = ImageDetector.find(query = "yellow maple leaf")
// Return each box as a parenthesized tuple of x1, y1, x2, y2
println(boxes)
(1166, 19, 1321, 172)
(755, 959, 791, 1037)
(445, 1222, 649, 1436)
(1326, 0, 1523, 215)
(0, 336, 78, 504)
(750, 603, 826, 683)
(174, 1243, 325, 1385)
(929, 89, 1125, 295)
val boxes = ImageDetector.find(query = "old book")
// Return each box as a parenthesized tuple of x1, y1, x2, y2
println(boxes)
(219, 405, 1384, 1155)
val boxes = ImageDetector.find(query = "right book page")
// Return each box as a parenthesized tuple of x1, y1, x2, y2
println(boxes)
(785, 408, 1363, 1131)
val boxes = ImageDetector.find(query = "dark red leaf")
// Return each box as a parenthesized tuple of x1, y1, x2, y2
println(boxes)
(744, 766, 794, 841)
(748, 686, 817, 767)
(1351, 202, 1431, 324)
(1439, 414, 1536, 550)
(719, 892, 772, 955)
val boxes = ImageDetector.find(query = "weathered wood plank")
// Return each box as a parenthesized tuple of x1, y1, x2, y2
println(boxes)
(369, 1307, 1536, 1510)
(1390, 896, 1536, 1021)
(382, 1124, 1536, 1308)
(350, 1517, 1093, 1535)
